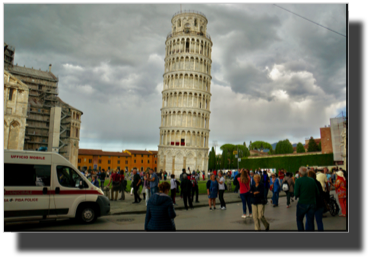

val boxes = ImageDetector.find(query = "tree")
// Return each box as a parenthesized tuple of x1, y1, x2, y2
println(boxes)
(208, 147, 216, 170)
(307, 137, 318, 152)
(275, 139, 293, 154)
(317, 141, 322, 152)
(221, 149, 229, 170)
(274, 141, 281, 154)
(215, 154, 222, 170)
(249, 141, 274, 154)
(296, 142, 306, 153)
(243, 141, 247, 148)
(220, 143, 250, 169)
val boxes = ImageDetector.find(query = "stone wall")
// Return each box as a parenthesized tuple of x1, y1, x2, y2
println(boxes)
(4, 70, 29, 150)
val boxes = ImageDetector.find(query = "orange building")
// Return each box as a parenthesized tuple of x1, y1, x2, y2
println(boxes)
(122, 149, 158, 172)
(78, 149, 158, 172)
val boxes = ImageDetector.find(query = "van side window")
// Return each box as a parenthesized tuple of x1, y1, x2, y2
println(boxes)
(56, 166, 88, 188)
(5, 164, 51, 187)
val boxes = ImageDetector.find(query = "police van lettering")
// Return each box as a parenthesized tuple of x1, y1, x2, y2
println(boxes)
(10, 155, 45, 160)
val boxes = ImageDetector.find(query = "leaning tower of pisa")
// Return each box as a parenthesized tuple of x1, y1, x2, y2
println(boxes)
(157, 10, 213, 176)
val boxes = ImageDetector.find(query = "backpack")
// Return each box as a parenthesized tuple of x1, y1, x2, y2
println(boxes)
(282, 182, 289, 192)
(191, 177, 197, 187)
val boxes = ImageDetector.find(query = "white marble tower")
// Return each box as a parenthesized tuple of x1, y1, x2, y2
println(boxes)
(157, 10, 213, 176)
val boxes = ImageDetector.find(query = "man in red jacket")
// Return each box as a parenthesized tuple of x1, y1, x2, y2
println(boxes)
(278, 168, 285, 185)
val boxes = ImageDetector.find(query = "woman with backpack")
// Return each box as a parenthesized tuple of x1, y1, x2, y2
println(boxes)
(283, 172, 294, 208)
(238, 169, 252, 218)
(207, 174, 218, 210)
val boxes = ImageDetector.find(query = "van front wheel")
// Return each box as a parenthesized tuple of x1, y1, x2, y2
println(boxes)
(77, 205, 97, 224)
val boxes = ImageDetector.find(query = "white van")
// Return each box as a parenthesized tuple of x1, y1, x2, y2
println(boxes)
(4, 150, 110, 224)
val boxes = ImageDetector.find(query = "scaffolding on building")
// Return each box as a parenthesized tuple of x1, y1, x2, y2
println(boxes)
(5, 62, 71, 159)
(330, 112, 346, 163)
(4, 42, 83, 166)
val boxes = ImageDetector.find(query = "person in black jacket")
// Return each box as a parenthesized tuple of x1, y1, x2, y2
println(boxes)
(99, 169, 106, 190)
(307, 170, 325, 231)
(180, 169, 193, 210)
(191, 174, 200, 203)
(145, 182, 176, 231)
(132, 168, 142, 203)
(250, 174, 270, 230)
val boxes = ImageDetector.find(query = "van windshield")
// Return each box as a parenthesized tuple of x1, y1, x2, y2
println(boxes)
(57, 166, 88, 188)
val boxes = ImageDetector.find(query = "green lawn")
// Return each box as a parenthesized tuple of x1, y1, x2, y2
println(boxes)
(100, 179, 234, 195)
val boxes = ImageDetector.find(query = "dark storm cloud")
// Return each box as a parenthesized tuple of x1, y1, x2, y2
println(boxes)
(4, 4, 346, 152)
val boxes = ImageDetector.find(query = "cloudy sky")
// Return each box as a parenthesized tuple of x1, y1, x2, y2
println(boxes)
(4, 3, 346, 154)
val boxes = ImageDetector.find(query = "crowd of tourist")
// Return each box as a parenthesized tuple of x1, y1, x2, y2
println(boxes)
(83, 164, 347, 231)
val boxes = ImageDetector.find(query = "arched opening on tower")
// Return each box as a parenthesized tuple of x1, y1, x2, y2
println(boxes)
(186, 41, 189, 52)
(185, 23, 190, 33)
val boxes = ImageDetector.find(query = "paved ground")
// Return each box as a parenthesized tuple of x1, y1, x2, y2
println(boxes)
(108, 190, 286, 215)
(4, 194, 346, 231)
(108, 184, 336, 215)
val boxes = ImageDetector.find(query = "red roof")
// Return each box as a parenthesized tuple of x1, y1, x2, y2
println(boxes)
(249, 150, 268, 155)
(124, 149, 158, 155)
(79, 149, 131, 157)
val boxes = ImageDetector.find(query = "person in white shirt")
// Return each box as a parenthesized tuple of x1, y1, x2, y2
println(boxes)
(217, 171, 227, 210)
(316, 169, 328, 192)
(170, 174, 177, 205)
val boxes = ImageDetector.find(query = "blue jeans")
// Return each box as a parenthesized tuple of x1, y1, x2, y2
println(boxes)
(314, 207, 324, 231)
(296, 203, 317, 231)
(240, 192, 252, 215)
(150, 186, 158, 196)
(272, 191, 279, 205)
